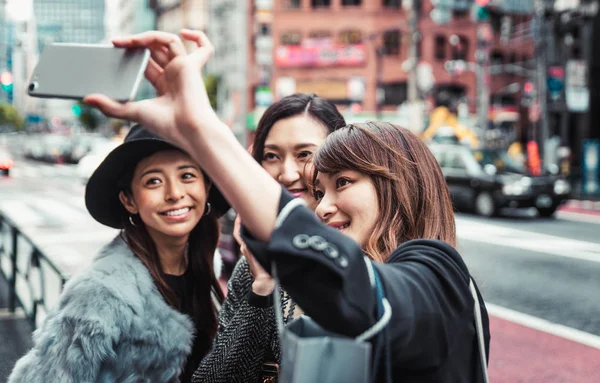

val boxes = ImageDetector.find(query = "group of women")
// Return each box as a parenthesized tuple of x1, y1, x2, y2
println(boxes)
(9, 29, 490, 383)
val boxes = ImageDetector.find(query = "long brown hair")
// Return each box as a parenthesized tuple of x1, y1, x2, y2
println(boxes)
(313, 122, 456, 262)
(119, 173, 224, 359)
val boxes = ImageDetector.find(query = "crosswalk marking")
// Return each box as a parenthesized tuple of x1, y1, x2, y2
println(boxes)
(0, 200, 45, 227)
(456, 217, 600, 264)
(29, 196, 89, 225)
(487, 303, 600, 350)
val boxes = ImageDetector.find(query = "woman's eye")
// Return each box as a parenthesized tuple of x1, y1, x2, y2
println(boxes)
(298, 151, 312, 160)
(181, 172, 196, 180)
(336, 178, 351, 189)
(314, 190, 324, 200)
(145, 178, 161, 186)
(263, 152, 278, 161)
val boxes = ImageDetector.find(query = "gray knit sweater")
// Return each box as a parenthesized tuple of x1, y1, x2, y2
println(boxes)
(192, 258, 295, 383)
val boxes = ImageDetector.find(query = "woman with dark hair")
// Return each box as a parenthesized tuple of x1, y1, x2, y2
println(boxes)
(193, 93, 346, 382)
(85, 30, 490, 382)
(8, 125, 228, 383)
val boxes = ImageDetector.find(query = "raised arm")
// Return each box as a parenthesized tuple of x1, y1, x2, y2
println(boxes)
(84, 30, 281, 242)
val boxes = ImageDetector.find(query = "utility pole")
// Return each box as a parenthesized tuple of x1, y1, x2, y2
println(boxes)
(406, 0, 422, 132)
(475, 23, 491, 140)
(534, 0, 549, 164)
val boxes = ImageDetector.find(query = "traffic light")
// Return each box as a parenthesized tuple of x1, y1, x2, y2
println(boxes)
(0, 72, 13, 92)
(522, 81, 536, 107)
(472, 0, 490, 22)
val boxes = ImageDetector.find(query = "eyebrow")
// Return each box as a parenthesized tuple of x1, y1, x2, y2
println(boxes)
(264, 143, 319, 151)
(139, 164, 199, 179)
(313, 171, 340, 188)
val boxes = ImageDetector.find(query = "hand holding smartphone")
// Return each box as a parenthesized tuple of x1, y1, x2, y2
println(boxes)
(28, 43, 150, 102)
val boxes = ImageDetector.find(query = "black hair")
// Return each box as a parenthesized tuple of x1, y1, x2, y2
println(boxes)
(251, 93, 346, 162)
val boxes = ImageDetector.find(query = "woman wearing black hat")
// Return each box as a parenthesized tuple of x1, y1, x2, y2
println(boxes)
(8, 125, 229, 383)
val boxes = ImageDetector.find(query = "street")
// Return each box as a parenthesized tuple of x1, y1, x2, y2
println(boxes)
(1, 157, 600, 382)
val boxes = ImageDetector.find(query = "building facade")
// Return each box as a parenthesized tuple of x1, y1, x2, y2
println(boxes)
(153, 0, 208, 36)
(245, 0, 535, 142)
(206, 0, 249, 145)
(34, 0, 106, 50)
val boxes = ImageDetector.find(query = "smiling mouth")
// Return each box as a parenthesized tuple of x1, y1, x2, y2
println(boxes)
(160, 207, 192, 216)
(288, 188, 307, 196)
(328, 222, 350, 231)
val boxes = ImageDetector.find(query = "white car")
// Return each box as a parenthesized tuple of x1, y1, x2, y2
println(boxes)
(76, 140, 121, 184)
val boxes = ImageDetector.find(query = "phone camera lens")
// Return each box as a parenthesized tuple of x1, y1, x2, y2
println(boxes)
(29, 81, 38, 92)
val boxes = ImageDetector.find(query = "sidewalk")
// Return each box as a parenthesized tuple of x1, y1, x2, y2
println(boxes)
(488, 314, 600, 382)
(559, 199, 600, 216)
(0, 274, 33, 381)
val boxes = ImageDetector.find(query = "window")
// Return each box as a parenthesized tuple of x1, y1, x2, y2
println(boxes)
(309, 30, 331, 40)
(435, 35, 446, 61)
(281, 31, 302, 45)
(312, 0, 331, 8)
(383, 30, 400, 55)
(490, 51, 504, 66)
(446, 152, 466, 170)
(383, 0, 401, 7)
(451, 35, 468, 61)
(258, 23, 271, 36)
(342, 0, 362, 5)
(382, 82, 407, 105)
(339, 30, 363, 45)
(284, 0, 301, 8)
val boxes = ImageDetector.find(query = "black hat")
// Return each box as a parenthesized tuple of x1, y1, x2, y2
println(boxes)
(85, 124, 229, 229)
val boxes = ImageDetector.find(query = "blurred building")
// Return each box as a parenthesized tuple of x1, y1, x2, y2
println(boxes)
(104, 0, 136, 40)
(152, 0, 208, 36)
(205, 0, 249, 146)
(244, 0, 535, 141)
(34, 0, 106, 51)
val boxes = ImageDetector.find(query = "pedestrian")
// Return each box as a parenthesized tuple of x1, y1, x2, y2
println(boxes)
(84, 29, 491, 382)
(8, 124, 229, 383)
(193, 93, 346, 382)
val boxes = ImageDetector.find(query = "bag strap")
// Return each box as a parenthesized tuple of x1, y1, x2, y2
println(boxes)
(469, 279, 489, 383)
(356, 257, 391, 342)
(272, 262, 285, 340)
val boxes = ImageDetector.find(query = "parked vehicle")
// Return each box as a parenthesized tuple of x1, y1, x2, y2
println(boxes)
(76, 139, 121, 184)
(0, 146, 14, 176)
(428, 144, 571, 217)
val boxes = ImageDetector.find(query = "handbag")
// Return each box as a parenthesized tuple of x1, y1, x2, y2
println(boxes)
(271, 257, 391, 383)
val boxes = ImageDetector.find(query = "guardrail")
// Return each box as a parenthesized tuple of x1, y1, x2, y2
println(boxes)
(0, 212, 68, 329)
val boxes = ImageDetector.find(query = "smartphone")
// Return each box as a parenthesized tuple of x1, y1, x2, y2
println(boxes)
(28, 43, 150, 102)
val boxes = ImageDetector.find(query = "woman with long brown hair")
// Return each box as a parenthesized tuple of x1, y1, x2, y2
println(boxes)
(9, 124, 228, 383)
(84, 29, 490, 382)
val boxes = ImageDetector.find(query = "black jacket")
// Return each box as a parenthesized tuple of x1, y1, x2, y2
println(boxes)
(241, 189, 491, 382)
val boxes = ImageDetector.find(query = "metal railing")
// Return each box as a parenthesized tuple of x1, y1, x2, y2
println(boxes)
(0, 213, 68, 329)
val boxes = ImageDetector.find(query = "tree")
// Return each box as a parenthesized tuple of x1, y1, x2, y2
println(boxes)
(204, 74, 219, 109)
(0, 103, 24, 131)
(74, 101, 102, 131)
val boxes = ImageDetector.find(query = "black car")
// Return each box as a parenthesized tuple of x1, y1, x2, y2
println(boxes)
(428, 144, 571, 217)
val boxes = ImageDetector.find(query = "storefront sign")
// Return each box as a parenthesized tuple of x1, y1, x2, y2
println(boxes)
(275, 43, 366, 68)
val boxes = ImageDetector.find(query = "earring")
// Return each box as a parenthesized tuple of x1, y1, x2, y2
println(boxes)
(129, 215, 138, 226)
(204, 202, 211, 216)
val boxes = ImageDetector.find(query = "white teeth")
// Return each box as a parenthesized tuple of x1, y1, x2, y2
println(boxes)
(338, 223, 349, 230)
(164, 207, 190, 216)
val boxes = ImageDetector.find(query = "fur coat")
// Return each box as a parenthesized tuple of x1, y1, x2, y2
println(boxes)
(8, 236, 195, 383)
